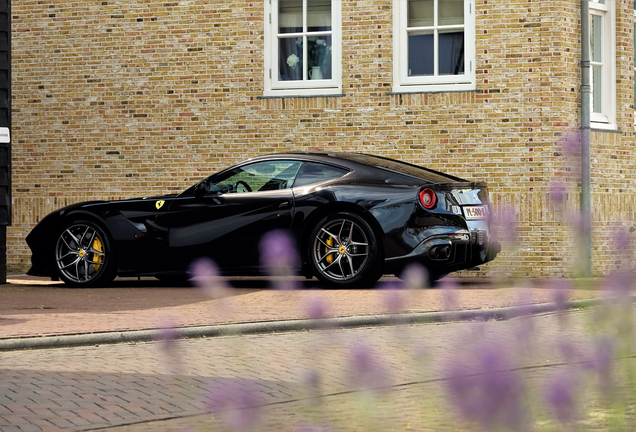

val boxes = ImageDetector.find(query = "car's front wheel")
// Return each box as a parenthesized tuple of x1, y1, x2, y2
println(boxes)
(308, 212, 382, 288)
(54, 220, 117, 288)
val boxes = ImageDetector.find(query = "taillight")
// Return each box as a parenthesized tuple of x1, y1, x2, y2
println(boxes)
(419, 188, 437, 209)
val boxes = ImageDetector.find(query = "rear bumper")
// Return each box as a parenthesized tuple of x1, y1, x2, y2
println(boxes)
(384, 229, 501, 275)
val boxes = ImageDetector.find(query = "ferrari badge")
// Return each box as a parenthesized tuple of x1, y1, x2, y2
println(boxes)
(156, 200, 165, 210)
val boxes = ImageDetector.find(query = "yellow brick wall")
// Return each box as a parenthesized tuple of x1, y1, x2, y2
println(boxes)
(8, 0, 636, 277)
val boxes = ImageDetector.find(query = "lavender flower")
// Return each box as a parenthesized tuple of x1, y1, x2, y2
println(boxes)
(488, 206, 517, 245)
(259, 230, 299, 290)
(156, 320, 180, 354)
(379, 280, 405, 314)
(584, 335, 615, 396)
(549, 181, 567, 206)
(400, 263, 429, 290)
(259, 229, 299, 271)
(347, 343, 390, 392)
(294, 425, 332, 432)
(446, 343, 526, 430)
(206, 382, 261, 431)
(439, 278, 459, 313)
(304, 297, 329, 320)
(601, 271, 633, 300)
(550, 278, 571, 311)
(545, 369, 579, 425)
(561, 132, 581, 158)
(189, 257, 230, 299)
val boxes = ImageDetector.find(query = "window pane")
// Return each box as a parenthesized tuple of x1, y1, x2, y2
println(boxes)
(279, 37, 303, 81)
(438, 30, 465, 75)
(408, 30, 434, 76)
(307, 36, 332, 79)
(592, 65, 602, 113)
(308, 0, 331, 32)
(279, 0, 302, 34)
(409, 0, 434, 27)
(591, 15, 602, 62)
(293, 163, 349, 188)
(439, 0, 464, 26)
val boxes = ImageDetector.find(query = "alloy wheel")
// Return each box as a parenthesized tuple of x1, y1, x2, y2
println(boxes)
(312, 218, 370, 281)
(55, 223, 107, 284)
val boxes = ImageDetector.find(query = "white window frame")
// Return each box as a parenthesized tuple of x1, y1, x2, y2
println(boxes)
(589, 0, 616, 129)
(393, 0, 475, 93)
(264, 0, 342, 97)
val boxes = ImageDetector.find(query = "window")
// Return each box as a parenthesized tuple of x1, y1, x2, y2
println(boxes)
(393, 0, 475, 93)
(292, 162, 349, 188)
(208, 161, 302, 194)
(264, 0, 342, 97)
(589, 0, 616, 129)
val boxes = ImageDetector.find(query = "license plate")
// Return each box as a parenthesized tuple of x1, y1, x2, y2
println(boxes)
(463, 205, 489, 220)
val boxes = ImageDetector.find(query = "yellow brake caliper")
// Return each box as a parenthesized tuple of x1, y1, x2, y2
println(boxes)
(92, 237, 103, 271)
(325, 236, 334, 264)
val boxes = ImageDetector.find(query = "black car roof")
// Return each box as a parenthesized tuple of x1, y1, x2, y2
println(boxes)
(248, 151, 466, 184)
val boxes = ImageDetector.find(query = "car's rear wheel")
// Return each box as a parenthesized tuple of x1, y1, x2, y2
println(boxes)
(54, 220, 117, 288)
(308, 212, 382, 288)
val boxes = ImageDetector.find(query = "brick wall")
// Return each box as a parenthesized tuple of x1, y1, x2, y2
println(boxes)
(9, 0, 636, 276)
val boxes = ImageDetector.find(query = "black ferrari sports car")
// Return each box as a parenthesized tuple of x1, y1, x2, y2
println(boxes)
(26, 152, 500, 288)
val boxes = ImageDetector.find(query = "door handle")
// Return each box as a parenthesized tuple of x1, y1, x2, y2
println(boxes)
(279, 201, 290, 208)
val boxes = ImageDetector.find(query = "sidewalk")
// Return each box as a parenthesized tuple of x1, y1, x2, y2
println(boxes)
(0, 274, 605, 341)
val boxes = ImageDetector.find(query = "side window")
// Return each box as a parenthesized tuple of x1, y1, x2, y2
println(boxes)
(264, 0, 342, 97)
(209, 161, 302, 194)
(393, 0, 475, 93)
(292, 162, 349, 188)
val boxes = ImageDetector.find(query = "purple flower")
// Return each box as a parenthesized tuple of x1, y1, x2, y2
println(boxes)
(550, 278, 571, 311)
(585, 336, 615, 396)
(488, 207, 517, 245)
(259, 229, 299, 272)
(549, 181, 567, 206)
(294, 425, 332, 432)
(561, 132, 581, 158)
(612, 226, 630, 254)
(206, 382, 260, 431)
(347, 343, 390, 392)
(439, 278, 459, 312)
(400, 263, 429, 290)
(446, 343, 526, 430)
(379, 280, 405, 314)
(189, 257, 230, 298)
(302, 368, 323, 400)
(545, 370, 578, 425)
(602, 271, 633, 299)
(155, 320, 180, 354)
(304, 297, 330, 320)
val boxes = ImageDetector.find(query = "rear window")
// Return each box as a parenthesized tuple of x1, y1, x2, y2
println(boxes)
(293, 162, 349, 188)
(338, 153, 464, 183)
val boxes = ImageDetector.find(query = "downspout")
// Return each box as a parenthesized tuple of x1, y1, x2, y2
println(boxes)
(580, 0, 592, 277)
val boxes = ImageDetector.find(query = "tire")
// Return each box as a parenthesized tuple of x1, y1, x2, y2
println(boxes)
(308, 212, 382, 288)
(53, 219, 117, 288)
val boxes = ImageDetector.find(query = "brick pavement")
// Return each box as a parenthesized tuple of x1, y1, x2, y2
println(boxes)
(1, 304, 633, 431)
(0, 275, 604, 339)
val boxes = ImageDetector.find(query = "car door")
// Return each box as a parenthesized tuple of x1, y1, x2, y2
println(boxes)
(167, 160, 302, 272)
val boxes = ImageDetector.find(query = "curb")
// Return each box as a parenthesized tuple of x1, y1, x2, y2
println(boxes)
(0, 296, 618, 352)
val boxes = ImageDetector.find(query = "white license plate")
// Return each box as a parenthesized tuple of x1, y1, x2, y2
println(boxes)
(463, 205, 489, 220)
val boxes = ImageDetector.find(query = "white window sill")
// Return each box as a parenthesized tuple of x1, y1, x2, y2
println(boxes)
(262, 87, 343, 98)
(590, 121, 618, 131)
(391, 82, 476, 94)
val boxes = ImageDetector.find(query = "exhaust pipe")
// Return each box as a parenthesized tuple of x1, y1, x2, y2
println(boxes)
(430, 245, 451, 260)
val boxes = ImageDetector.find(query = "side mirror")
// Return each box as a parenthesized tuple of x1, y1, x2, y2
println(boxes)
(194, 182, 207, 198)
